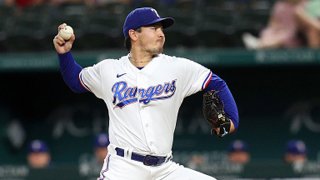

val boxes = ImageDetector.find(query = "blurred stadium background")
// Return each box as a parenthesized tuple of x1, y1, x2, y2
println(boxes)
(1, 0, 320, 179)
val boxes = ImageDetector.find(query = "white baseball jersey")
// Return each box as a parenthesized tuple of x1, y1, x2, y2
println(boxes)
(79, 54, 211, 156)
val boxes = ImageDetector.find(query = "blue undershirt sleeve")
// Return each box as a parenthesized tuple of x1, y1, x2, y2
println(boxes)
(58, 52, 88, 93)
(204, 73, 239, 129)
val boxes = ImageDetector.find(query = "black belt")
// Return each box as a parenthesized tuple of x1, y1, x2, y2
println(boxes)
(115, 147, 170, 166)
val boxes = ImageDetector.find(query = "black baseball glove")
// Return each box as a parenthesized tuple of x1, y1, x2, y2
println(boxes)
(203, 90, 231, 137)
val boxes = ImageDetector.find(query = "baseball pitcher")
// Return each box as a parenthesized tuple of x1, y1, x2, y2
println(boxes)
(53, 7, 239, 180)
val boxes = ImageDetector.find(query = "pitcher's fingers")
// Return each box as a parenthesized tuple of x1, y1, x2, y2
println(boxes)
(69, 34, 76, 43)
(54, 35, 66, 46)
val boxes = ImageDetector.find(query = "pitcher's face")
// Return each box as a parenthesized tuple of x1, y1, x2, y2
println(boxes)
(137, 23, 165, 55)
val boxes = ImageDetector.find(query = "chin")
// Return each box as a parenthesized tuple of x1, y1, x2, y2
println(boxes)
(158, 45, 164, 52)
(149, 47, 163, 56)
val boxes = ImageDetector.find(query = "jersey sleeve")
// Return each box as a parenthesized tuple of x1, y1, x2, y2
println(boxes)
(79, 63, 104, 99)
(179, 58, 211, 97)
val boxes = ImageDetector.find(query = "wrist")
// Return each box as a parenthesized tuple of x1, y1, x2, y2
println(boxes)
(58, 51, 71, 56)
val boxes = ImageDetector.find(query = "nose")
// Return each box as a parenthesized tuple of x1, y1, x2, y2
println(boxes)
(157, 28, 164, 38)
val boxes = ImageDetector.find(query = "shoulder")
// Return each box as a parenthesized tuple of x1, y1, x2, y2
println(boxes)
(158, 54, 194, 64)
(157, 54, 206, 71)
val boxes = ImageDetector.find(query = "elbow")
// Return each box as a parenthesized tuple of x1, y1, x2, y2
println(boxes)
(233, 115, 239, 130)
(63, 78, 88, 94)
(69, 87, 84, 94)
(229, 109, 239, 131)
(229, 116, 239, 134)
(68, 84, 88, 94)
(232, 109, 239, 129)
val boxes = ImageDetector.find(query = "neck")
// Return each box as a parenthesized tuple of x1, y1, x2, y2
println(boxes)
(129, 50, 156, 68)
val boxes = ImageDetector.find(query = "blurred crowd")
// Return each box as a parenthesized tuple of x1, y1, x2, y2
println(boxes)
(27, 133, 110, 171)
(0, 0, 272, 51)
(1, 0, 193, 8)
(182, 139, 313, 179)
(243, 0, 320, 49)
(0, 0, 319, 51)
(27, 137, 309, 171)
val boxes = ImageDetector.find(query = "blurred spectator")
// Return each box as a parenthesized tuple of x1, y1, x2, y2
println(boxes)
(27, 140, 51, 169)
(227, 140, 250, 164)
(78, 133, 109, 177)
(242, 0, 306, 49)
(94, 133, 109, 164)
(284, 139, 307, 164)
(296, 0, 320, 48)
(187, 154, 206, 170)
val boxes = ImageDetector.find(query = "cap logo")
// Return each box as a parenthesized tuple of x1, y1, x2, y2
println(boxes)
(151, 9, 160, 18)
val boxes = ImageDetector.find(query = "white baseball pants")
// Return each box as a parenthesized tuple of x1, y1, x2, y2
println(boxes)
(97, 148, 216, 180)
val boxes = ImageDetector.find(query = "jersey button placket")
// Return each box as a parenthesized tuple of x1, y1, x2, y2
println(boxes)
(137, 73, 153, 150)
(143, 112, 156, 150)
(140, 108, 155, 149)
(137, 73, 156, 151)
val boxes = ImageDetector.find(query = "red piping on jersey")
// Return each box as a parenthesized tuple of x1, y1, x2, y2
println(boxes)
(202, 71, 213, 90)
(79, 73, 92, 92)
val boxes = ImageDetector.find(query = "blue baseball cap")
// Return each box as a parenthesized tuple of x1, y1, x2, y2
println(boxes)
(286, 140, 307, 155)
(94, 133, 110, 148)
(228, 140, 248, 153)
(28, 140, 49, 153)
(123, 7, 175, 38)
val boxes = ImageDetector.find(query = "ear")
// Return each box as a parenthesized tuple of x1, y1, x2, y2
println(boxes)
(128, 29, 138, 41)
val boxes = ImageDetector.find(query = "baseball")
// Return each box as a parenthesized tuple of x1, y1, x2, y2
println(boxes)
(58, 25, 74, 40)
